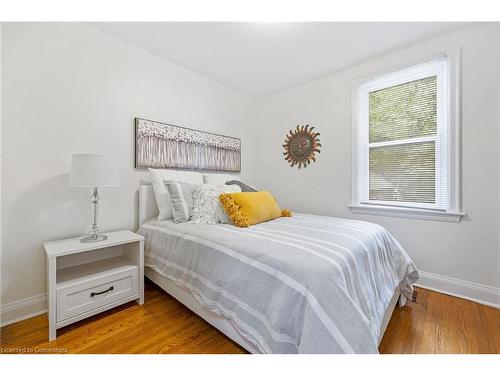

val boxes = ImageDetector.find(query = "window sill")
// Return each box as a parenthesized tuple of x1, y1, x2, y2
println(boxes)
(349, 204, 466, 223)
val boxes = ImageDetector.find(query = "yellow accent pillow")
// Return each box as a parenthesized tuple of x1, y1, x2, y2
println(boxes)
(219, 191, 292, 228)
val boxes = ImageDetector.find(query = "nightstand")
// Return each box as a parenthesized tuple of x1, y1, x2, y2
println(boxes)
(44, 230, 144, 341)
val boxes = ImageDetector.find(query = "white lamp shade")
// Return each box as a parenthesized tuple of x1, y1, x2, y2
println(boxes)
(69, 154, 120, 187)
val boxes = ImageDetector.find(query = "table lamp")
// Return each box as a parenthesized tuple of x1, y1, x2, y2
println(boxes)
(69, 154, 120, 243)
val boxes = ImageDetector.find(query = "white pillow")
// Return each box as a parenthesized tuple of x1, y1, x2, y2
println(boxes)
(203, 173, 241, 185)
(191, 184, 241, 224)
(149, 168, 203, 220)
(164, 181, 198, 223)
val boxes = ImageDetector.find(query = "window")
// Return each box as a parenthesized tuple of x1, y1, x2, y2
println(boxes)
(351, 56, 464, 222)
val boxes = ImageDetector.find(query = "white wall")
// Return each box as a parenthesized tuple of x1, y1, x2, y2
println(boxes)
(254, 23, 500, 303)
(1, 23, 499, 325)
(0, 23, 257, 324)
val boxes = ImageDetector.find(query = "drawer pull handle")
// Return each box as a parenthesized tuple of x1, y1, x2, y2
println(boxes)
(90, 286, 114, 297)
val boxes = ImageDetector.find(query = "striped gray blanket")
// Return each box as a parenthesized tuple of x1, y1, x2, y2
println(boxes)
(138, 213, 418, 353)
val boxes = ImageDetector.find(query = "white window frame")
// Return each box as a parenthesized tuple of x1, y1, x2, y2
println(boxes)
(350, 52, 465, 222)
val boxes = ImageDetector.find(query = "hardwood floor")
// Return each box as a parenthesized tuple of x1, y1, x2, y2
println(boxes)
(1, 281, 498, 354)
(379, 287, 500, 354)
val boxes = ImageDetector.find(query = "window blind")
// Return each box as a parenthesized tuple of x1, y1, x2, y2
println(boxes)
(369, 76, 437, 143)
(365, 69, 447, 208)
(369, 142, 435, 203)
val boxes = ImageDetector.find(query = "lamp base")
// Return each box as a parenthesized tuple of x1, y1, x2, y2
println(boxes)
(81, 187, 107, 243)
(80, 234, 108, 243)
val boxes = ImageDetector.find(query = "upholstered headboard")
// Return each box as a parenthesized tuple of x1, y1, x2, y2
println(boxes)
(138, 184, 158, 227)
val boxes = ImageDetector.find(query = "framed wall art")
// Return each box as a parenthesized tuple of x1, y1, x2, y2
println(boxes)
(135, 118, 241, 172)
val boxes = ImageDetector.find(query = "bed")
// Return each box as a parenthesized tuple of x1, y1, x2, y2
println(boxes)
(137, 184, 418, 353)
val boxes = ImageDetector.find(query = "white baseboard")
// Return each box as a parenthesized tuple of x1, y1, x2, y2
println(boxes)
(415, 271, 500, 309)
(0, 293, 47, 327)
(1, 271, 498, 328)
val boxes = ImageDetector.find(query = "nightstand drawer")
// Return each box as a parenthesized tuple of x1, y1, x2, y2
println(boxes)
(56, 267, 138, 322)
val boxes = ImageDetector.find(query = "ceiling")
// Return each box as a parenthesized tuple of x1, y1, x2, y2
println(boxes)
(88, 22, 467, 97)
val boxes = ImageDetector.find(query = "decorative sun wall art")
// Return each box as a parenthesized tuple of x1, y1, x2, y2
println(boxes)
(135, 118, 241, 172)
(283, 124, 321, 169)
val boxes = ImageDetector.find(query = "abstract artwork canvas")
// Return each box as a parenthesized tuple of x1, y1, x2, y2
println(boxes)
(135, 118, 241, 172)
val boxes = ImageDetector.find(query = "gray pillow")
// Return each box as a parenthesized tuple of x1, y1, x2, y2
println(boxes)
(164, 180, 199, 223)
(225, 180, 257, 192)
